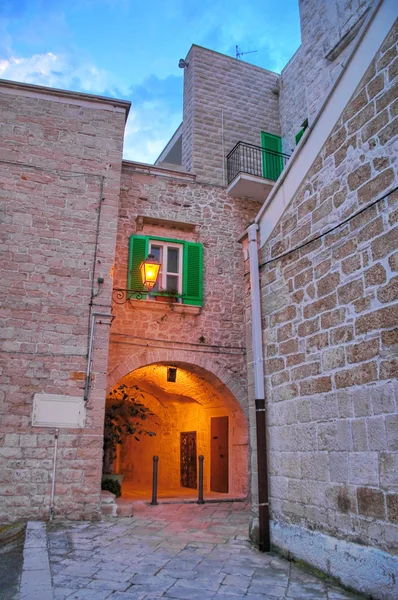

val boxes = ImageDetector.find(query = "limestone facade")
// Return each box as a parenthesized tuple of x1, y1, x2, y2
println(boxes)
(0, 81, 128, 520)
(180, 45, 280, 186)
(280, 0, 375, 153)
(279, 48, 307, 155)
(253, 18, 398, 555)
(107, 161, 261, 496)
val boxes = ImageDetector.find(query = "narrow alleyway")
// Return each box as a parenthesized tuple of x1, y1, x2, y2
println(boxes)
(43, 502, 364, 600)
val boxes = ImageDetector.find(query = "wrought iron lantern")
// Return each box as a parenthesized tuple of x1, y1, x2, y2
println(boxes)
(140, 254, 161, 291)
(112, 253, 161, 304)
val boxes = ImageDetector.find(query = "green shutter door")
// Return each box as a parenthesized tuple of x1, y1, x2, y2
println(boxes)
(183, 242, 203, 306)
(128, 235, 149, 298)
(295, 119, 309, 145)
(261, 132, 283, 181)
(295, 129, 305, 144)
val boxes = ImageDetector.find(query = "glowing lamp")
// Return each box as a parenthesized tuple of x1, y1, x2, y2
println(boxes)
(140, 254, 161, 291)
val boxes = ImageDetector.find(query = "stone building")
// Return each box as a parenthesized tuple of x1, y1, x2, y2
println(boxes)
(247, 3, 397, 599)
(0, 81, 130, 519)
(0, 0, 397, 598)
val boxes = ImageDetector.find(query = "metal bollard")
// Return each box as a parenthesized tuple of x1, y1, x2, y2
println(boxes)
(150, 455, 159, 505)
(197, 455, 205, 504)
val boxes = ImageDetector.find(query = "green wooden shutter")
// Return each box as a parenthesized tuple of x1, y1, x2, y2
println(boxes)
(295, 129, 305, 144)
(261, 131, 283, 181)
(128, 235, 149, 298)
(183, 242, 203, 306)
(295, 119, 309, 145)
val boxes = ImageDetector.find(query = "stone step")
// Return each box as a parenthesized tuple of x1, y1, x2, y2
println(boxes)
(100, 491, 134, 518)
(100, 490, 117, 517)
(116, 500, 134, 518)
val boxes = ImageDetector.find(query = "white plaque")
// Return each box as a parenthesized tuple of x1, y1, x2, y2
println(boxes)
(32, 394, 85, 428)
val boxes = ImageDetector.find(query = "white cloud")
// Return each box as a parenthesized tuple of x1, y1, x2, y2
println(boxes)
(0, 52, 121, 95)
(123, 107, 181, 164)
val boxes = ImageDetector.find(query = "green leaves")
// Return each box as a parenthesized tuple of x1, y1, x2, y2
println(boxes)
(103, 383, 157, 474)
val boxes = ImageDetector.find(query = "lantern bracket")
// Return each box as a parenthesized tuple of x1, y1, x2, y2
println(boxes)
(112, 288, 148, 304)
(112, 288, 186, 306)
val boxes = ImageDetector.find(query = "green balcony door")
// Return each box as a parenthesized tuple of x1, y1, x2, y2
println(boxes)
(261, 132, 283, 181)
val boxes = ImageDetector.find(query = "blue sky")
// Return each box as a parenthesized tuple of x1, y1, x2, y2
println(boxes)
(0, 0, 301, 163)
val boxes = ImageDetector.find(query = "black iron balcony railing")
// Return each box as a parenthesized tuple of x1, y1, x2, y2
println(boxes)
(227, 141, 290, 185)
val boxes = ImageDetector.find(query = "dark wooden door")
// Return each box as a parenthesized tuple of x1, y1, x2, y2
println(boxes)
(180, 431, 197, 488)
(210, 416, 229, 493)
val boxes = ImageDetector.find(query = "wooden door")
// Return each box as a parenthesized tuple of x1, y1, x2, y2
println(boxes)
(180, 431, 197, 488)
(210, 417, 229, 493)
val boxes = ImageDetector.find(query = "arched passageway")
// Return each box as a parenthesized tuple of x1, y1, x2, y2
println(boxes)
(108, 361, 249, 500)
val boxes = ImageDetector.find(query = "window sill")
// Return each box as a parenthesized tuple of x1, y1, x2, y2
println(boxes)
(126, 298, 201, 315)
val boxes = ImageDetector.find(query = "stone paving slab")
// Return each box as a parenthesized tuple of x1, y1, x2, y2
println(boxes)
(19, 521, 53, 600)
(47, 501, 364, 600)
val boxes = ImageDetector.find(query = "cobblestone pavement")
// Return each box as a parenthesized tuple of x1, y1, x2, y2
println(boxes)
(47, 501, 364, 600)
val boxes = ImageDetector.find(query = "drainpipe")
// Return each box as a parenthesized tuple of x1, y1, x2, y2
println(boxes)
(247, 223, 270, 552)
(221, 109, 225, 185)
(84, 312, 114, 404)
(49, 428, 59, 521)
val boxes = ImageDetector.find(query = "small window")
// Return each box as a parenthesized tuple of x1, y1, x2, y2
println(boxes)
(150, 240, 183, 296)
(128, 235, 203, 306)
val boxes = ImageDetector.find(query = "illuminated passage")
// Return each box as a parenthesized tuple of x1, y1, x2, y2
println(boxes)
(108, 362, 249, 499)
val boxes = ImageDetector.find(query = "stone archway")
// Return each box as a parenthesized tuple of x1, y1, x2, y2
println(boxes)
(107, 360, 250, 500)
(107, 347, 248, 411)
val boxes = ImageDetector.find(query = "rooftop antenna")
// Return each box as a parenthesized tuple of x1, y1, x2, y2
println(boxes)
(235, 45, 257, 60)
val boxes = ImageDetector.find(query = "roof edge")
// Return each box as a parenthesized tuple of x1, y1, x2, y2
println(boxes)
(186, 44, 280, 77)
(154, 122, 183, 164)
(122, 159, 196, 181)
(0, 78, 131, 119)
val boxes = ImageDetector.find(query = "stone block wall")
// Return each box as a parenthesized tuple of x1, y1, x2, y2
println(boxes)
(280, 0, 375, 154)
(0, 83, 127, 520)
(182, 45, 280, 186)
(299, 0, 375, 121)
(112, 162, 261, 354)
(279, 47, 307, 155)
(253, 19, 398, 554)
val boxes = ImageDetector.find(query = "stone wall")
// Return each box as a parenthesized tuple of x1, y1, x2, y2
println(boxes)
(0, 83, 127, 520)
(107, 162, 261, 495)
(279, 47, 307, 155)
(254, 18, 398, 556)
(280, 0, 376, 154)
(181, 45, 280, 186)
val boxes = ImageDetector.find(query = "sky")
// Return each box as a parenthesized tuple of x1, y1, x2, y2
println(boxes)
(0, 0, 301, 163)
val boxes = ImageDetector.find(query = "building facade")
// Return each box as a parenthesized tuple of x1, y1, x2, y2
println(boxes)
(0, 0, 397, 598)
(248, 5, 398, 597)
(0, 81, 129, 520)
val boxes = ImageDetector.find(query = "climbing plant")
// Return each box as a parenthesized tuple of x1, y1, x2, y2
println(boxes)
(103, 384, 156, 474)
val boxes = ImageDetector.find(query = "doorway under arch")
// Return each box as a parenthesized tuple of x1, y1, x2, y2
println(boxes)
(108, 361, 249, 500)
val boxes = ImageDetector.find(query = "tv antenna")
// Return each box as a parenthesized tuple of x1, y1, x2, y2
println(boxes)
(235, 45, 257, 60)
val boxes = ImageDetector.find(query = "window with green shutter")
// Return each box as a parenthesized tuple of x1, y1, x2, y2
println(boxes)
(183, 242, 203, 306)
(127, 235, 148, 298)
(128, 235, 203, 307)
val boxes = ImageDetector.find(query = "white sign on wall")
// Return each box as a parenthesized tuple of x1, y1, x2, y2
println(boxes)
(32, 394, 85, 428)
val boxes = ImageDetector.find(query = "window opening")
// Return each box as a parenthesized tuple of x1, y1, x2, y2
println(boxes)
(149, 240, 183, 296)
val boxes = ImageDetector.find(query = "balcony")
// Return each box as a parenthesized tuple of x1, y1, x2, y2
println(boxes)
(226, 141, 290, 201)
